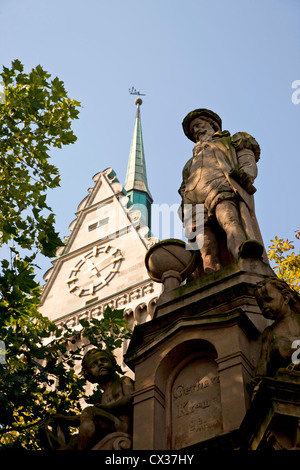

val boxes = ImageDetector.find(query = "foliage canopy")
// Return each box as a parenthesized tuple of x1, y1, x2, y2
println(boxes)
(0, 61, 131, 449)
(268, 230, 300, 293)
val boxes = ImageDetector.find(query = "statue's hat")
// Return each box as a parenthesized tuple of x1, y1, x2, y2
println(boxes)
(182, 108, 222, 142)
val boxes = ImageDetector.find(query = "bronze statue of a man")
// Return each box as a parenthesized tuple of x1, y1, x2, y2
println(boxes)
(179, 108, 266, 274)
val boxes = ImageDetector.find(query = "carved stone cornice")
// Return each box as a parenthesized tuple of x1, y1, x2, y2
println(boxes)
(54, 279, 159, 329)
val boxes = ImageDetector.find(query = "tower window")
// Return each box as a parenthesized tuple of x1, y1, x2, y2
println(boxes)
(88, 217, 109, 232)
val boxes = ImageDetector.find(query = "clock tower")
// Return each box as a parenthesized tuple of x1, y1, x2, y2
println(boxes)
(39, 100, 161, 370)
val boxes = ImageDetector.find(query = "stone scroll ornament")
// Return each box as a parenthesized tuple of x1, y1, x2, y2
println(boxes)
(178, 108, 267, 276)
(40, 348, 134, 450)
(254, 277, 300, 379)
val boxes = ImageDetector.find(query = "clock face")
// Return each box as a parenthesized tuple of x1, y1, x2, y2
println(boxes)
(66, 244, 123, 297)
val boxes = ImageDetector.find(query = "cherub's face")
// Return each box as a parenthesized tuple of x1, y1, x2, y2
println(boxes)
(190, 117, 215, 142)
(86, 352, 114, 383)
(256, 284, 288, 320)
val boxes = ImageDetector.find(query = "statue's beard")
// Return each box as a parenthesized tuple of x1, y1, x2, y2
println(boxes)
(196, 130, 213, 142)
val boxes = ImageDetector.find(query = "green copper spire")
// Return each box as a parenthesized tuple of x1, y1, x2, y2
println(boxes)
(125, 98, 153, 229)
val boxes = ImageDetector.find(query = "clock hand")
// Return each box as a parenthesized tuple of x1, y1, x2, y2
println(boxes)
(95, 255, 123, 275)
(83, 258, 99, 276)
(83, 252, 122, 274)
(83, 254, 110, 274)
(86, 258, 116, 286)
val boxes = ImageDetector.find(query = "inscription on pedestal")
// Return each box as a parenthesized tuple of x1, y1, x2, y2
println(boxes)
(171, 358, 222, 449)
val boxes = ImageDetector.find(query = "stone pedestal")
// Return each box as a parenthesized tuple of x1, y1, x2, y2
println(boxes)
(125, 257, 274, 450)
(239, 368, 300, 450)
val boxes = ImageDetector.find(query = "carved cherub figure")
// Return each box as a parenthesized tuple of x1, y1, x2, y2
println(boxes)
(254, 277, 300, 378)
(77, 348, 134, 450)
(41, 348, 134, 450)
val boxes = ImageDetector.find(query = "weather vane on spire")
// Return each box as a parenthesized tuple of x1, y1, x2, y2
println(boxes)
(129, 87, 146, 97)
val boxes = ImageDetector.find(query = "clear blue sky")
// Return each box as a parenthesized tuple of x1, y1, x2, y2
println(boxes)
(1, 0, 299, 281)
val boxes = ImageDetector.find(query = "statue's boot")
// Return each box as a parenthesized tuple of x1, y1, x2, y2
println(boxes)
(238, 239, 264, 259)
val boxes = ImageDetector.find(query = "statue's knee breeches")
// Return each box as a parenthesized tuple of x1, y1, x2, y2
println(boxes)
(215, 199, 242, 230)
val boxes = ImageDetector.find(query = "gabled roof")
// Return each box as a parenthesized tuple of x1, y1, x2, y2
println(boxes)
(39, 167, 158, 320)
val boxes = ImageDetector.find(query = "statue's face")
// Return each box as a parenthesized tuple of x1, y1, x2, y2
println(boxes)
(190, 117, 215, 142)
(85, 351, 114, 383)
(256, 284, 288, 320)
